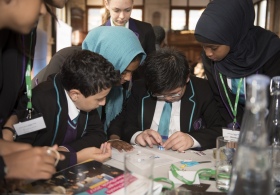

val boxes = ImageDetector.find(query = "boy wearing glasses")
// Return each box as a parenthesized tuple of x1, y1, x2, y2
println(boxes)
(122, 48, 225, 151)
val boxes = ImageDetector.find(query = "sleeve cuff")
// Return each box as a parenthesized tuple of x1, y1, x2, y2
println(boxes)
(60, 145, 75, 153)
(69, 152, 77, 166)
(130, 131, 143, 144)
(188, 134, 201, 148)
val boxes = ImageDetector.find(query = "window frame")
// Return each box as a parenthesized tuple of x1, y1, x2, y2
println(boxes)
(253, 0, 267, 28)
(170, 6, 205, 31)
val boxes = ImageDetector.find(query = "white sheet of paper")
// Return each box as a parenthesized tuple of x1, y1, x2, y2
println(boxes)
(168, 171, 200, 185)
(14, 116, 46, 136)
(111, 146, 181, 168)
(112, 181, 162, 195)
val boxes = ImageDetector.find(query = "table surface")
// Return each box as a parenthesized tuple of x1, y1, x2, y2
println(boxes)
(105, 145, 225, 193)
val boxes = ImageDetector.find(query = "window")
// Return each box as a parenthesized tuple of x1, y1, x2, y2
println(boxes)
(258, 0, 267, 28)
(188, 9, 204, 30)
(87, 8, 104, 31)
(254, 0, 267, 28)
(131, 9, 143, 21)
(171, 8, 204, 30)
(254, 4, 258, 26)
(171, 9, 186, 30)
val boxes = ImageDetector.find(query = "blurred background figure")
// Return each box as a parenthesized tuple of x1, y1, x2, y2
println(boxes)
(191, 61, 207, 79)
(153, 25, 166, 50)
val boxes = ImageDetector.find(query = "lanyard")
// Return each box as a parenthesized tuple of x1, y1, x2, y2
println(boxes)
(170, 164, 216, 185)
(25, 31, 33, 119)
(219, 73, 243, 127)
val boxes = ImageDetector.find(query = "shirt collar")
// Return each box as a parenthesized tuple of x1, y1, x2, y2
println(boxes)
(110, 17, 129, 28)
(64, 90, 80, 121)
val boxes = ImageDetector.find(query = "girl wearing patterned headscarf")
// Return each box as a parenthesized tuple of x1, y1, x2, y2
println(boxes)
(194, 0, 280, 129)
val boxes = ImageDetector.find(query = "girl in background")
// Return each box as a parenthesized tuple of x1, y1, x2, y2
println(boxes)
(103, 0, 155, 55)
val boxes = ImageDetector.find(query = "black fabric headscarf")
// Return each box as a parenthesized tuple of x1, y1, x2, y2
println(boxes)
(195, 0, 280, 78)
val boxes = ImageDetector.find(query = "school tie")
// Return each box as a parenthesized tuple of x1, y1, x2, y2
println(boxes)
(158, 102, 172, 137)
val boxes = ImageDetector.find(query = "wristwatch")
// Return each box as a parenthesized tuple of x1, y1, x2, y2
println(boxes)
(2, 126, 16, 140)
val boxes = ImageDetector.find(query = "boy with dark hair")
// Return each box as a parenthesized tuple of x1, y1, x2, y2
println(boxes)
(122, 48, 225, 151)
(4, 50, 120, 170)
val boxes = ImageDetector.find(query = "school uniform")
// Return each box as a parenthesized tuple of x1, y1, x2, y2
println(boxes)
(202, 50, 280, 129)
(104, 18, 155, 55)
(0, 29, 36, 128)
(0, 29, 36, 179)
(122, 77, 225, 150)
(14, 73, 106, 170)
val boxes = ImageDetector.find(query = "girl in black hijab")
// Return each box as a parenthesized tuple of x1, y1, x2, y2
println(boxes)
(194, 0, 280, 129)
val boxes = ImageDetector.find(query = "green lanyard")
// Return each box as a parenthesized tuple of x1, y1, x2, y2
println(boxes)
(170, 164, 216, 185)
(25, 32, 33, 119)
(219, 73, 243, 127)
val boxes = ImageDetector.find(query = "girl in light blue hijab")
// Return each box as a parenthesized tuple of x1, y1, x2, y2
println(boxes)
(82, 26, 146, 150)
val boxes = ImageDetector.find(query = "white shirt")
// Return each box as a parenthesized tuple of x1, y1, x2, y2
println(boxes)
(110, 18, 129, 28)
(130, 100, 201, 148)
(64, 90, 80, 121)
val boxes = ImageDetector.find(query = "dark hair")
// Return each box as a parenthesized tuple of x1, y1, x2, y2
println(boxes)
(61, 50, 120, 97)
(144, 48, 189, 94)
(153, 26, 165, 44)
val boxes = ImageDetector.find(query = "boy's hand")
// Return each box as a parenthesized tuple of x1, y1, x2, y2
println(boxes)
(135, 129, 162, 147)
(163, 132, 194, 152)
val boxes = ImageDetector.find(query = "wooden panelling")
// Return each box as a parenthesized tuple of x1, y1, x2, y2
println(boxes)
(167, 30, 203, 64)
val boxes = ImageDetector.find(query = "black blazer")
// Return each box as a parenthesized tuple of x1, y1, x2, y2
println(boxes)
(15, 74, 107, 170)
(104, 18, 155, 55)
(122, 77, 226, 150)
(0, 29, 36, 128)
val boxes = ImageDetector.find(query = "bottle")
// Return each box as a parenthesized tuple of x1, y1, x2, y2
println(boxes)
(228, 74, 273, 195)
(268, 76, 280, 145)
(268, 76, 280, 195)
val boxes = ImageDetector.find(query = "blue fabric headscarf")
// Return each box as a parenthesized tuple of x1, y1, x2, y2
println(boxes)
(195, 0, 280, 78)
(82, 26, 146, 130)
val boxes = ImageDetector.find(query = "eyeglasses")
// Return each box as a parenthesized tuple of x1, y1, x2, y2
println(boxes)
(151, 87, 184, 99)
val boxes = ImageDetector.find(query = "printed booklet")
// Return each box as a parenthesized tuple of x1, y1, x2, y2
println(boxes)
(16, 160, 129, 195)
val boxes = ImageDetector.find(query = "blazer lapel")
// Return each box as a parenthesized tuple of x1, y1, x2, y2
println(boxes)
(180, 80, 196, 133)
(128, 18, 140, 38)
(51, 74, 69, 145)
(141, 95, 157, 130)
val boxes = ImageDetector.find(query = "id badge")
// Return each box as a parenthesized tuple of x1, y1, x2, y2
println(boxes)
(222, 128, 240, 142)
(13, 113, 46, 136)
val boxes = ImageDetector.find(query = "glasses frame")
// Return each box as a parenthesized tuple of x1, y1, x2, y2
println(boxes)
(151, 86, 185, 99)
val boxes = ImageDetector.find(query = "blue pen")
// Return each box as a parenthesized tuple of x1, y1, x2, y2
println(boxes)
(158, 135, 168, 150)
